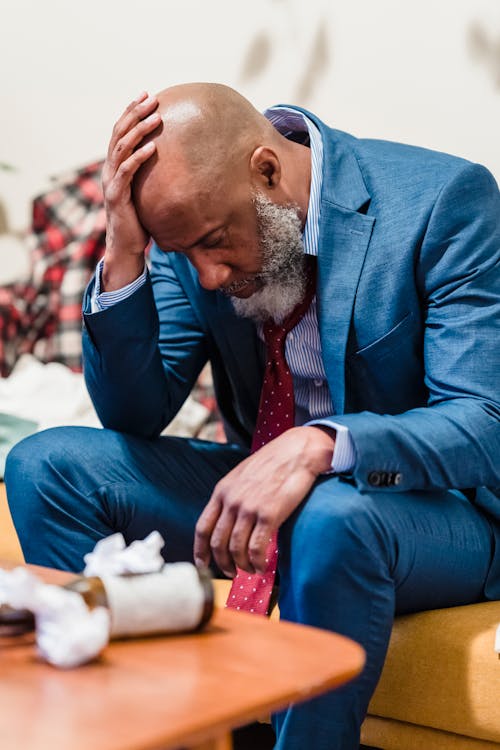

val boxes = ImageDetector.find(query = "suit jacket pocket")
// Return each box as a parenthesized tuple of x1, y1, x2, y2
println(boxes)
(347, 312, 427, 414)
(353, 312, 414, 362)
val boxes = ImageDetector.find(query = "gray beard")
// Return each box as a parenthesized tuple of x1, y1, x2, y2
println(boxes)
(229, 192, 307, 324)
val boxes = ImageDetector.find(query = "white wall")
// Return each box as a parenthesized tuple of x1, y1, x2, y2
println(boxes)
(1, 0, 500, 235)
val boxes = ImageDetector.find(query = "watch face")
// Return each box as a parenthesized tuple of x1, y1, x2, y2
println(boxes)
(0, 604, 35, 636)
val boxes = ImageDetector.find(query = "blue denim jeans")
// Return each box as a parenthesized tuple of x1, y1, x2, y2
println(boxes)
(5, 426, 495, 750)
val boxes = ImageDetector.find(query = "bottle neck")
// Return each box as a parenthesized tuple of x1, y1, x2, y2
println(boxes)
(0, 604, 35, 636)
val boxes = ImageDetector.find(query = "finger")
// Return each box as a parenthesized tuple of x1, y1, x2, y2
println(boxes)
(122, 91, 149, 117)
(228, 512, 257, 574)
(104, 140, 156, 207)
(248, 516, 277, 574)
(109, 93, 158, 153)
(131, 91, 149, 107)
(209, 506, 238, 578)
(194, 496, 223, 569)
(107, 94, 159, 160)
(106, 111, 161, 177)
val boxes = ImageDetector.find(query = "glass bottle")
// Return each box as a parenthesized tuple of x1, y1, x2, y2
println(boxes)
(0, 604, 35, 637)
(0, 563, 214, 638)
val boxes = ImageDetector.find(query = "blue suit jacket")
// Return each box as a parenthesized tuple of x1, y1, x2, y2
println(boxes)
(83, 107, 500, 595)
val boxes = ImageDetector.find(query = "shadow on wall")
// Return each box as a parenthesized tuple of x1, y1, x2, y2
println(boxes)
(468, 20, 500, 88)
(238, 0, 330, 104)
(0, 201, 8, 235)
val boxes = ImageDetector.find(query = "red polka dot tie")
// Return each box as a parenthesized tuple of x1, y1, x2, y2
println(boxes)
(226, 257, 317, 615)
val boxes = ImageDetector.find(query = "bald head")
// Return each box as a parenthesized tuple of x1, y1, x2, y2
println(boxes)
(154, 82, 272, 164)
(132, 83, 278, 226)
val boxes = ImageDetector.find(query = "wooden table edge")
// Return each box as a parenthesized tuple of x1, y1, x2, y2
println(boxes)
(1, 560, 366, 750)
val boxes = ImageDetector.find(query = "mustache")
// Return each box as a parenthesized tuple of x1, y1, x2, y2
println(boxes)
(221, 277, 261, 295)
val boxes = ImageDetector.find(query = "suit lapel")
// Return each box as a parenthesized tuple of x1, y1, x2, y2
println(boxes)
(169, 255, 263, 436)
(213, 291, 264, 421)
(312, 118, 375, 415)
(317, 206, 374, 414)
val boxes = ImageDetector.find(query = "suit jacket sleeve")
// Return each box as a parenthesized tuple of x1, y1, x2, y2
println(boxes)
(82, 244, 208, 437)
(330, 162, 500, 492)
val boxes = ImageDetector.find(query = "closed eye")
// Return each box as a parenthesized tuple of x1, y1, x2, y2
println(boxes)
(200, 230, 226, 249)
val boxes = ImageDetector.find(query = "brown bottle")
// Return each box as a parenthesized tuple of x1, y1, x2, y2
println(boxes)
(0, 563, 214, 638)
(0, 604, 35, 636)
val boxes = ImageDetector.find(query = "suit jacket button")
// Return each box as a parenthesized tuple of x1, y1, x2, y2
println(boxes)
(368, 471, 382, 486)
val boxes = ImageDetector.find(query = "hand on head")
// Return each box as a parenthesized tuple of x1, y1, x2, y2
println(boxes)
(100, 92, 161, 291)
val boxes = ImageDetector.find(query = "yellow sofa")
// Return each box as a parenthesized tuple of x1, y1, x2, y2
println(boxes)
(1, 482, 499, 748)
(214, 578, 500, 748)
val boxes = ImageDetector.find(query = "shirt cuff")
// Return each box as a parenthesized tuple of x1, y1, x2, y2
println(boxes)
(90, 258, 148, 313)
(306, 419, 356, 473)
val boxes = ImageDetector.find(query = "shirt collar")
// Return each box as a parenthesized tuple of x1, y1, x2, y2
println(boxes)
(264, 106, 323, 257)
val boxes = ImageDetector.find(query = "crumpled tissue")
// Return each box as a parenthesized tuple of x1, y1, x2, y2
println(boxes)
(0, 566, 109, 668)
(83, 530, 165, 576)
(0, 531, 166, 668)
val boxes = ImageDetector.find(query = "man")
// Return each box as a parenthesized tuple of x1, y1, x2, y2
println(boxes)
(5, 83, 500, 750)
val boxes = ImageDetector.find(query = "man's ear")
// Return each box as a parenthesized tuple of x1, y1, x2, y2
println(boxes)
(249, 146, 281, 190)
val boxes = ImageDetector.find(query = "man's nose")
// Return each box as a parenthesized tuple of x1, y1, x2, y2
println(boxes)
(189, 255, 232, 291)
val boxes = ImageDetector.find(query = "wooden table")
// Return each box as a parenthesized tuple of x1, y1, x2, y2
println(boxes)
(0, 561, 365, 750)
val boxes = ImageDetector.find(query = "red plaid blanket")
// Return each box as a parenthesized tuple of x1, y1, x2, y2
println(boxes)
(0, 159, 224, 439)
(0, 161, 106, 376)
